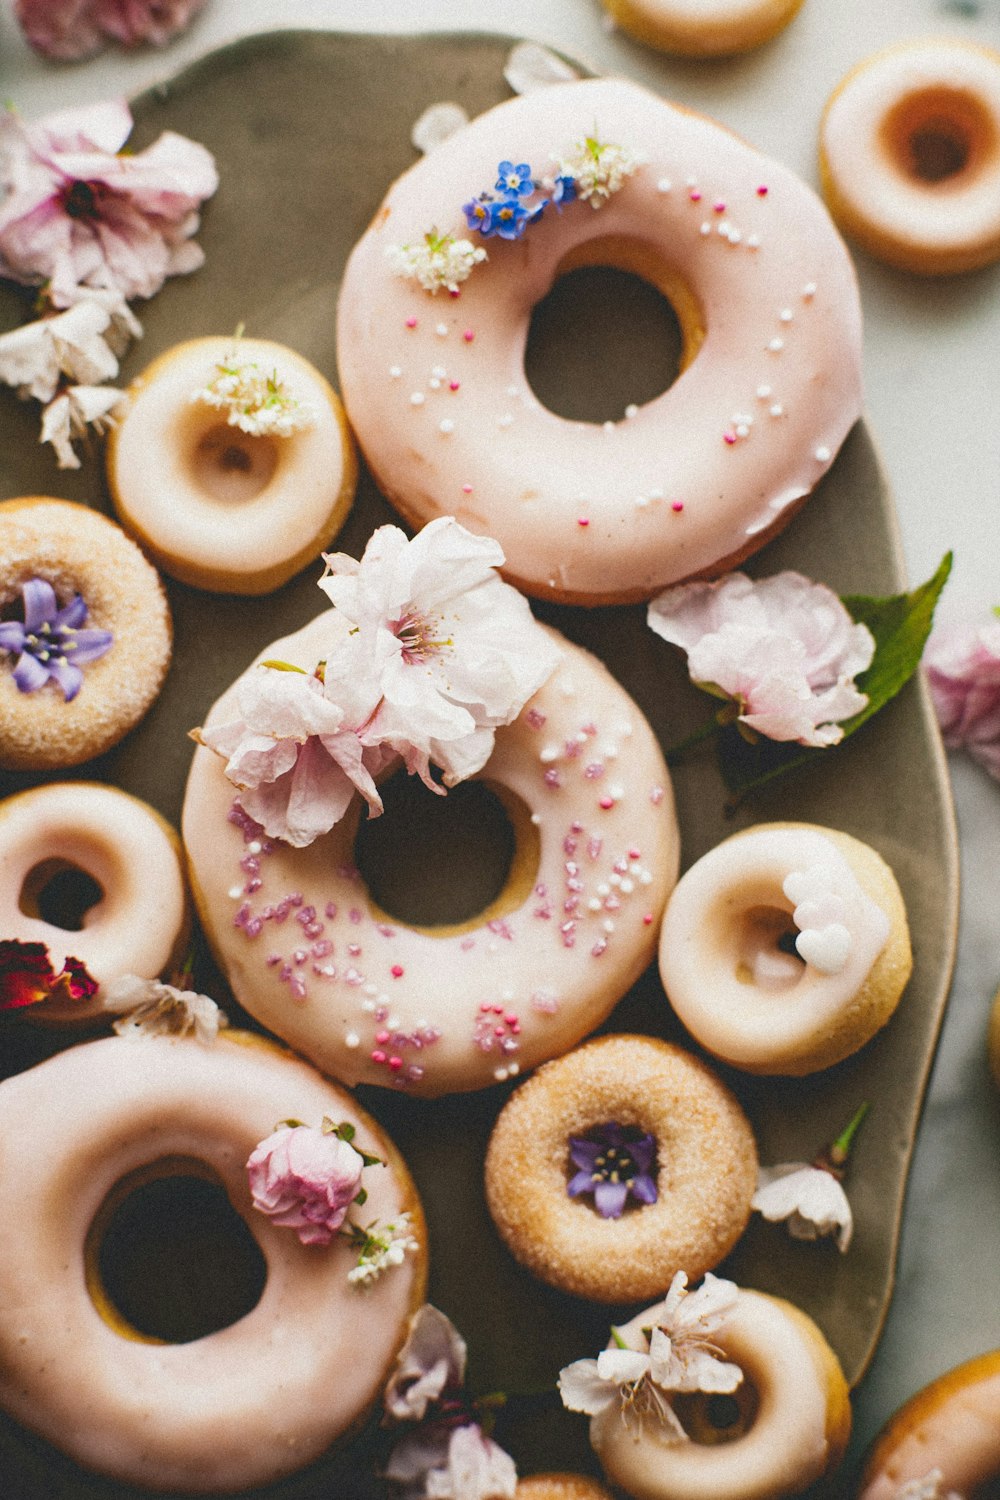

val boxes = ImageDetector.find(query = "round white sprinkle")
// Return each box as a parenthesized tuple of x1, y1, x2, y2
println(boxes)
(625, 403, 639, 420)
(603, 919, 616, 934)
(757, 384, 772, 400)
(540, 745, 560, 763)
(609, 783, 625, 800)
(803, 281, 817, 299)
(530, 812, 542, 825)
(494, 1066, 508, 1081)
(597, 882, 611, 898)
(768, 337, 784, 352)
(364, 982, 378, 996)
(228, 885, 243, 900)
(747, 233, 761, 249)
(362, 998, 376, 1013)
(429, 378, 441, 390)
(588, 898, 603, 912)
(498, 413, 513, 429)
(780, 308, 793, 322)
(388, 1015, 401, 1030)
(410, 391, 425, 406)
(657, 177, 672, 193)
(439, 418, 455, 434)
(699, 221, 711, 237)
(736, 423, 749, 438)
(432, 364, 447, 379)
(770, 403, 784, 417)
(620, 878, 635, 895)
(345, 1031, 360, 1049)
(639, 870, 653, 886)
(603, 419, 615, 433)
(389, 365, 402, 378)
(635, 494, 649, 508)
(717, 220, 731, 237)
(815, 445, 831, 462)
(509, 1063, 520, 1077)
(435, 322, 448, 337)
(248, 841, 262, 856)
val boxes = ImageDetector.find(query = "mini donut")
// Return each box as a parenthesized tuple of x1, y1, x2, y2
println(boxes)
(0, 496, 171, 770)
(589, 1289, 851, 1500)
(107, 336, 357, 594)
(0, 1030, 426, 1491)
(599, 0, 804, 59)
(182, 616, 679, 1097)
(516, 1477, 615, 1499)
(820, 38, 1000, 275)
(0, 781, 188, 1024)
(658, 822, 912, 1075)
(988, 984, 1000, 1086)
(336, 77, 863, 606)
(858, 1350, 1000, 1499)
(484, 1034, 757, 1302)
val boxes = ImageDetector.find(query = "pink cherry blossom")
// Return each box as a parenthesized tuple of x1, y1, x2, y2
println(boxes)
(0, 98, 217, 307)
(648, 571, 875, 748)
(924, 614, 1000, 780)
(15, 0, 207, 60)
(246, 1122, 364, 1246)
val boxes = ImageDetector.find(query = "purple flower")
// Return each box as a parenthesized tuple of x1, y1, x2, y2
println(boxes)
(494, 160, 533, 197)
(0, 577, 112, 699)
(567, 1122, 658, 1219)
(462, 196, 495, 235)
(549, 173, 577, 209)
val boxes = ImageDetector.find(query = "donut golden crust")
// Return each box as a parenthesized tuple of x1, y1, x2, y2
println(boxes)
(0, 1031, 427, 1492)
(516, 1477, 614, 1500)
(820, 38, 1000, 275)
(600, 0, 804, 58)
(859, 1350, 1000, 1499)
(336, 78, 863, 606)
(0, 497, 171, 770)
(183, 618, 680, 1098)
(988, 985, 1000, 1086)
(0, 781, 188, 1024)
(591, 1290, 851, 1500)
(484, 1034, 757, 1302)
(107, 336, 357, 594)
(658, 822, 912, 1076)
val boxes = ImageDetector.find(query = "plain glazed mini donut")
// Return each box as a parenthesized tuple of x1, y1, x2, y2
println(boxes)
(0, 497, 171, 770)
(336, 77, 863, 605)
(858, 1350, 1000, 1500)
(107, 336, 357, 594)
(600, 0, 804, 58)
(183, 616, 679, 1097)
(820, 38, 1000, 275)
(590, 1289, 851, 1500)
(516, 1477, 614, 1500)
(0, 1031, 426, 1492)
(658, 822, 912, 1075)
(484, 1034, 757, 1302)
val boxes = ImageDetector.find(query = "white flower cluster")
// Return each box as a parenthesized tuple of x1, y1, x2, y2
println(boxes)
(895, 1470, 962, 1500)
(191, 358, 316, 437)
(348, 1213, 421, 1287)
(557, 136, 644, 206)
(386, 231, 487, 294)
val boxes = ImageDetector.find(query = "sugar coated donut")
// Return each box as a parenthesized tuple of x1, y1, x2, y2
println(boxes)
(183, 615, 679, 1096)
(859, 1350, 1000, 1499)
(0, 781, 188, 1023)
(107, 336, 357, 593)
(658, 822, 912, 1075)
(516, 1477, 614, 1500)
(0, 1030, 426, 1491)
(336, 78, 863, 605)
(0, 497, 171, 770)
(588, 1288, 850, 1500)
(484, 1034, 757, 1302)
(600, 0, 804, 58)
(820, 38, 1000, 275)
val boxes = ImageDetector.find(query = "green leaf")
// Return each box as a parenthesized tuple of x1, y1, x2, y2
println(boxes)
(717, 553, 952, 807)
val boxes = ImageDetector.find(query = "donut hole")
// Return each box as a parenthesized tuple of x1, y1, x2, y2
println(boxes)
(188, 421, 280, 502)
(86, 1158, 267, 1344)
(734, 905, 805, 990)
(19, 857, 104, 930)
(671, 1379, 759, 1445)
(354, 774, 538, 932)
(883, 88, 995, 184)
(524, 254, 689, 423)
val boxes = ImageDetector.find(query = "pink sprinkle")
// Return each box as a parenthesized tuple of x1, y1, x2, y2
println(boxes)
(492, 1004, 503, 1015)
(405, 316, 417, 328)
(713, 200, 726, 213)
(651, 786, 665, 805)
(371, 1050, 386, 1065)
(463, 329, 475, 342)
(461, 483, 473, 494)
(757, 184, 768, 197)
(505, 1012, 518, 1026)
(480, 1001, 491, 1012)
(494, 1025, 505, 1038)
(388, 1056, 403, 1071)
(643, 913, 654, 925)
(449, 288, 461, 299)
(390, 964, 404, 978)
(689, 189, 702, 202)
(599, 795, 615, 810)
(577, 517, 589, 528)
(449, 380, 460, 391)
(671, 501, 684, 513)
(376, 1030, 389, 1045)
(724, 429, 737, 445)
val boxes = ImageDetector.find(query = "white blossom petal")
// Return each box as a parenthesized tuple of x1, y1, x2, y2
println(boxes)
(504, 41, 580, 94)
(411, 101, 470, 155)
(752, 1163, 854, 1252)
(384, 1304, 467, 1422)
(102, 974, 226, 1043)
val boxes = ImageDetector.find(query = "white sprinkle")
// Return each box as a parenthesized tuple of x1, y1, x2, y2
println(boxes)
(439, 418, 455, 434)
(686, 175, 698, 187)
(609, 783, 625, 800)
(717, 220, 731, 237)
(506, 384, 520, 398)
(540, 744, 560, 763)
(597, 882, 611, 897)
(803, 281, 816, 299)
(780, 308, 793, 323)
(639, 869, 653, 886)
(345, 1031, 360, 1049)
(432, 364, 447, 379)
(389, 365, 402, 378)
(610, 873, 622, 888)
(620, 878, 635, 895)
(509, 1063, 520, 1077)
(498, 413, 513, 429)
(657, 177, 672, 193)
(429, 377, 442, 390)
(228, 885, 243, 900)
(625, 403, 639, 420)
(560, 676, 577, 697)
(435, 322, 448, 337)
(727, 228, 742, 245)
(757, 384, 772, 399)
(494, 1066, 509, 1081)
(502, 989, 514, 1003)
(530, 812, 542, 825)
(388, 1014, 401, 1030)
(815, 445, 831, 462)
(736, 422, 749, 438)
(603, 919, 616, 934)
(635, 494, 649, 508)
(601, 742, 619, 759)
(747, 233, 761, 249)
(699, 221, 711, 237)
(603, 419, 615, 433)
(588, 897, 603, 912)
(363, 982, 378, 996)
(770, 403, 784, 418)
(768, 337, 784, 352)
(410, 391, 425, 406)
(648, 486, 664, 501)
(248, 841, 262, 855)
(362, 997, 377, 1013)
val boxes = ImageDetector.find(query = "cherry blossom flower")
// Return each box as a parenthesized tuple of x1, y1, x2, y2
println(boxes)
(0, 98, 217, 307)
(385, 1305, 468, 1422)
(195, 666, 383, 849)
(0, 576, 112, 697)
(567, 1122, 658, 1218)
(41, 381, 125, 467)
(319, 518, 560, 791)
(0, 296, 123, 403)
(15, 0, 207, 60)
(101, 974, 226, 1044)
(752, 1164, 853, 1251)
(246, 1121, 366, 1246)
(924, 612, 1000, 780)
(0, 938, 97, 1011)
(648, 571, 875, 748)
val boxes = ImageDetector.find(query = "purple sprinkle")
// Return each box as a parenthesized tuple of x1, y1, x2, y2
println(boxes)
(587, 837, 603, 860)
(584, 762, 605, 780)
(525, 708, 547, 729)
(325, 902, 338, 920)
(544, 769, 562, 789)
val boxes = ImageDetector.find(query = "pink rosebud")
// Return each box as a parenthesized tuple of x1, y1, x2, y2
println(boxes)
(925, 615, 1000, 780)
(15, 0, 206, 61)
(246, 1123, 364, 1246)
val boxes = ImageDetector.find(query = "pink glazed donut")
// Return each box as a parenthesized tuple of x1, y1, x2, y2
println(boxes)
(337, 77, 863, 605)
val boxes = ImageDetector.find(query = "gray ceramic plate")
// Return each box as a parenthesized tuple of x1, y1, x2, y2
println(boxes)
(0, 29, 959, 1499)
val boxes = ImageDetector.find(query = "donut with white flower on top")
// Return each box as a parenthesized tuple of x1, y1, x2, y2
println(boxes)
(336, 77, 863, 605)
(658, 822, 912, 1075)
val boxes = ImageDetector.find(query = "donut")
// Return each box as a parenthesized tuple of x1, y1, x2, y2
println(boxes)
(820, 38, 1000, 275)
(106, 336, 357, 594)
(0, 496, 171, 770)
(484, 1034, 757, 1302)
(658, 822, 912, 1075)
(988, 985, 1000, 1086)
(0, 1030, 427, 1491)
(516, 1477, 615, 1500)
(336, 77, 863, 606)
(0, 781, 188, 1023)
(587, 1288, 850, 1500)
(858, 1350, 1000, 1499)
(599, 0, 804, 58)
(182, 615, 679, 1097)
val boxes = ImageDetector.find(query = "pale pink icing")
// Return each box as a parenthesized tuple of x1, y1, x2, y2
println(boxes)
(0, 781, 187, 1022)
(182, 614, 680, 1096)
(336, 77, 862, 604)
(0, 1032, 424, 1491)
(860, 1362, 1000, 1499)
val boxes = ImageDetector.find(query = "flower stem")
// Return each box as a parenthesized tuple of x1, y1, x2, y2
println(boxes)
(663, 715, 721, 764)
(828, 1100, 870, 1167)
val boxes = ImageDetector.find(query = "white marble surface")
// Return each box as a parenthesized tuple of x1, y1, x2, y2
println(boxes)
(2, 0, 1000, 1486)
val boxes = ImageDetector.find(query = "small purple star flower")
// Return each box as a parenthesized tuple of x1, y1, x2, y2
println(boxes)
(0, 577, 113, 700)
(462, 195, 496, 235)
(495, 160, 534, 198)
(567, 1121, 658, 1219)
(550, 173, 578, 209)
